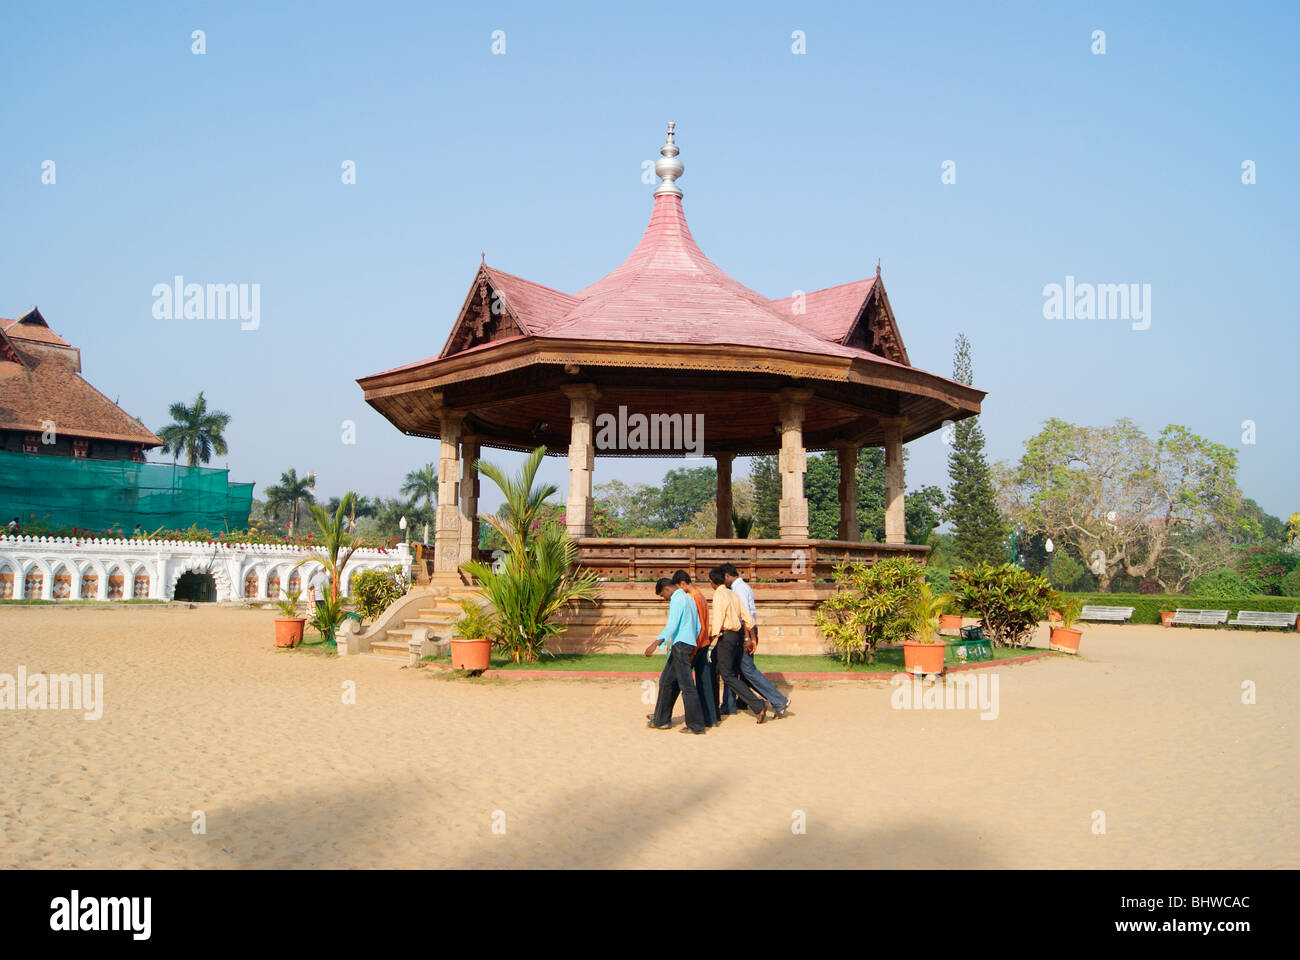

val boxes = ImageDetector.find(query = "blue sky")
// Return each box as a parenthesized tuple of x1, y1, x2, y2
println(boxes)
(3, 1, 1297, 520)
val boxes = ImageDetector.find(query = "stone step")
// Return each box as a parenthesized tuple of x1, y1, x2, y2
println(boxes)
(361, 651, 408, 662)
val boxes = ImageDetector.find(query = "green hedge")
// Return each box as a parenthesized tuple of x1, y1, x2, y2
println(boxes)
(1056, 593, 1300, 625)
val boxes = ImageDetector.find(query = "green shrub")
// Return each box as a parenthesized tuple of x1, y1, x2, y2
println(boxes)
(1188, 569, 1263, 599)
(950, 562, 1053, 648)
(453, 598, 495, 639)
(924, 564, 953, 592)
(1046, 553, 1089, 592)
(815, 556, 926, 666)
(1047, 593, 1300, 624)
(351, 565, 410, 620)
(1282, 567, 1300, 598)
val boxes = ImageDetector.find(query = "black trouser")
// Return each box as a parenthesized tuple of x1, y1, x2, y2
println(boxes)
(714, 630, 766, 715)
(653, 642, 707, 732)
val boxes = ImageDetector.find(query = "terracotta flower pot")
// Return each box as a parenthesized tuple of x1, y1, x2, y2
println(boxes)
(939, 614, 963, 633)
(450, 637, 492, 672)
(902, 640, 945, 675)
(1160, 610, 1175, 627)
(275, 617, 306, 648)
(1050, 626, 1082, 654)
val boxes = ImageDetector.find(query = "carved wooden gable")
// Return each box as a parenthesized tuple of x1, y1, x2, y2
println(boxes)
(843, 284, 909, 366)
(442, 269, 525, 357)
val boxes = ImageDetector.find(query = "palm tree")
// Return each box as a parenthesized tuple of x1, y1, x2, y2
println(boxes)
(401, 464, 438, 510)
(264, 469, 316, 534)
(157, 392, 231, 466)
(296, 493, 362, 602)
(474, 446, 556, 556)
(463, 446, 598, 662)
(326, 494, 376, 532)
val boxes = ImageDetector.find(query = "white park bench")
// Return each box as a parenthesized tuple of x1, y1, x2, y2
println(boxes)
(1169, 608, 1230, 627)
(1079, 605, 1135, 622)
(1226, 610, 1298, 631)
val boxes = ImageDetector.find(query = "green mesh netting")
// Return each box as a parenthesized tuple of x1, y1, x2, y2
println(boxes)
(0, 450, 253, 533)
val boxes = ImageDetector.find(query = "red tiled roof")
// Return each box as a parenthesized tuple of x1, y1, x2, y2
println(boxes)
(480, 266, 578, 334)
(768, 277, 877, 344)
(0, 310, 163, 447)
(365, 194, 912, 380)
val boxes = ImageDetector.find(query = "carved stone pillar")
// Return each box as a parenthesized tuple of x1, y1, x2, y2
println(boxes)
(434, 411, 464, 573)
(715, 452, 734, 539)
(458, 434, 480, 567)
(835, 442, 860, 541)
(562, 384, 600, 537)
(776, 388, 813, 540)
(882, 418, 906, 546)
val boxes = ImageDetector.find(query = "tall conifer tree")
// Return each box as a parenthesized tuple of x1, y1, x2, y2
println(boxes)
(947, 334, 1006, 565)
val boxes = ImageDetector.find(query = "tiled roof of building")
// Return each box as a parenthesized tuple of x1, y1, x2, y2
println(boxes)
(366, 125, 917, 379)
(0, 309, 163, 447)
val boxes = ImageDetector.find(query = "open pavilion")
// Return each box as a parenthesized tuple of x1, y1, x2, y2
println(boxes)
(357, 125, 985, 651)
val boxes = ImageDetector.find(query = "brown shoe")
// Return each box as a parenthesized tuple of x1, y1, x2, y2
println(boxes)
(646, 720, 671, 730)
(755, 704, 768, 724)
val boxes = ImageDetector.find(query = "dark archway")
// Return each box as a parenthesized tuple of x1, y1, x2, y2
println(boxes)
(174, 570, 217, 602)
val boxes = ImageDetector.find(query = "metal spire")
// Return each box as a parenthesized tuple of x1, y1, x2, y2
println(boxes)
(653, 121, 684, 198)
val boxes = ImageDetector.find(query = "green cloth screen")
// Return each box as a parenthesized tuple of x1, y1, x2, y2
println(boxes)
(0, 450, 254, 533)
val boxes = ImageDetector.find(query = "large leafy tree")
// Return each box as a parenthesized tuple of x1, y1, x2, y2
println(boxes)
(594, 479, 664, 535)
(157, 392, 231, 466)
(264, 468, 316, 534)
(1003, 418, 1250, 592)
(804, 448, 945, 543)
(656, 465, 716, 530)
(946, 335, 1006, 565)
(400, 463, 438, 510)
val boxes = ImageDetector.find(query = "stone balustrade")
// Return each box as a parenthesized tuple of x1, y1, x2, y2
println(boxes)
(0, 535, 411, 602)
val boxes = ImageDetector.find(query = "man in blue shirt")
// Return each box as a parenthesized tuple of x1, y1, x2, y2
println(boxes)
(643, 577, 708, 734)
(719, 562, 791, 719)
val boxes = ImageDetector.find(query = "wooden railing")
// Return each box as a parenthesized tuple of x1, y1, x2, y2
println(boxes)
(569, 537, 929, 583)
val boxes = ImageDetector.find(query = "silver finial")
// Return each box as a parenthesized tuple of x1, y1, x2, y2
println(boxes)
(653, 121, 684, 197)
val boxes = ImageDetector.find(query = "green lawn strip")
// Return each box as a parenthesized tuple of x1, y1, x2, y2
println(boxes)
(421, 644, 1038, 673)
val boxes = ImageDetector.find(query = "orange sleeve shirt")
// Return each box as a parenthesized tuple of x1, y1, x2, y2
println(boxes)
(686, 586, 710, 647)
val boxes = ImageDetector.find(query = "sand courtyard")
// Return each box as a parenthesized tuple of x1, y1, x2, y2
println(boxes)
(1, 605, 1295, 869)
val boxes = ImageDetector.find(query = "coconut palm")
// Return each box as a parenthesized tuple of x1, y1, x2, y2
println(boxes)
(401, 464, 438, 510)
(264, 469, 316, 534)
(157, 392, 231, 466)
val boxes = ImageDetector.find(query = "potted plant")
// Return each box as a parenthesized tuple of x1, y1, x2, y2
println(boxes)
(450, 598, 495, 673)
(902, 583, 949, 675)
(939, 612, 963, 633)
(273, 589, 306, 648)
(1049, 595, 1084, 653)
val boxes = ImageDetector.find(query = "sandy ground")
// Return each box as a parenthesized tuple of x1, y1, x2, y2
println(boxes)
(0, 604, 1295, 869)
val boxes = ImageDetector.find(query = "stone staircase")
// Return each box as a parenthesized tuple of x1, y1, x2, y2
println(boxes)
(350, 578, 485, 663)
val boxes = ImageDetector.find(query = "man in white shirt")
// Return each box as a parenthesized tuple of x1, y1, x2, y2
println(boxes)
(720, 562, 790, 718)
(306, 569, 330, 610)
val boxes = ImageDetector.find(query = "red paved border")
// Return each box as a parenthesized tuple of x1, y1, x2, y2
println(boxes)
(422, 651, 1053, 680)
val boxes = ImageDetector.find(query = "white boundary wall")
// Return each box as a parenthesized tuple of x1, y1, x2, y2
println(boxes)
(0, 535, 411, 602)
